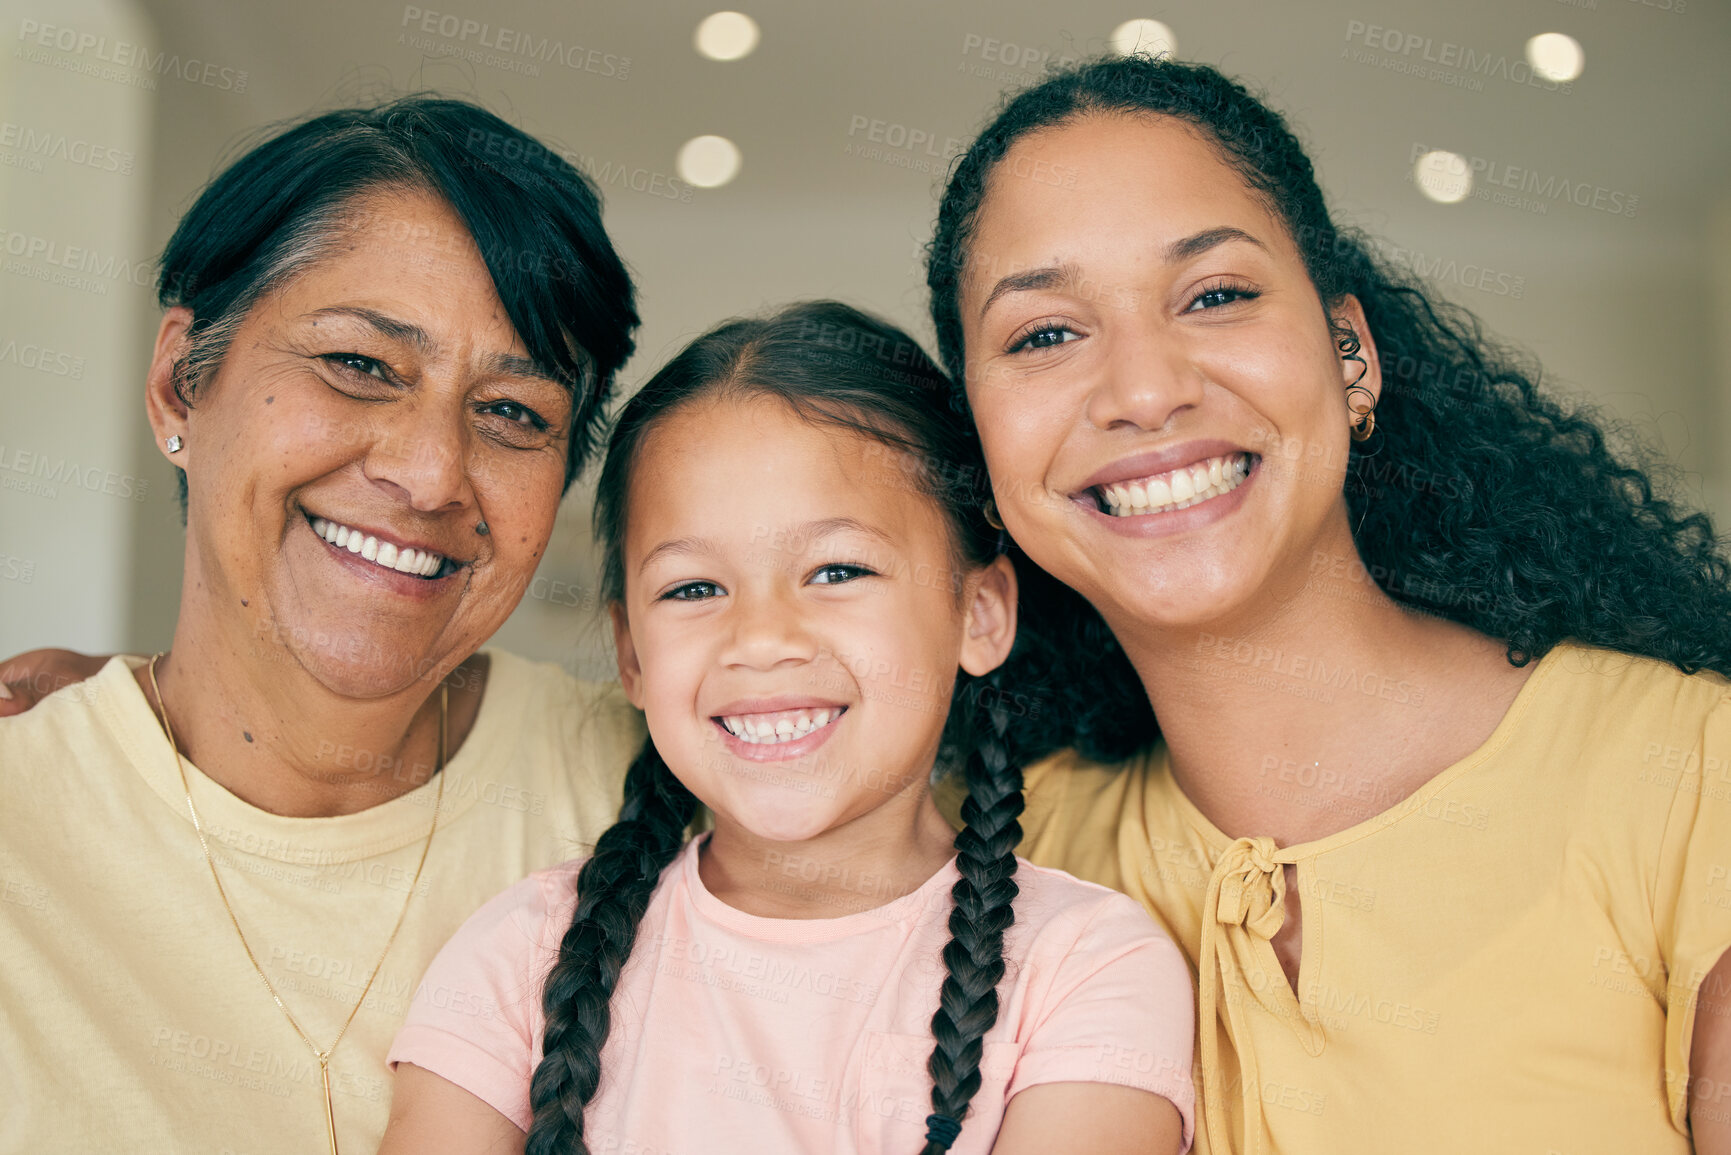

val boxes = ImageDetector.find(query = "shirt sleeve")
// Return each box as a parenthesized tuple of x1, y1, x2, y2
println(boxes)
(1007, 886, 1197, 1152)
(387, 866, 577, 1132)
(1658, 688, 1731, 1128)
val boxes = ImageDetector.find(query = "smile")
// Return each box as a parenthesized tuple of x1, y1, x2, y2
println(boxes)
(1095, 453, 1252, 517)
(309, 516, 457, 579)
(717, 707, 845, 745)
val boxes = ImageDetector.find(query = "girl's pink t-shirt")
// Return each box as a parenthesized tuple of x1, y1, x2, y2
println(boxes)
(389, 838, 1195, 1154)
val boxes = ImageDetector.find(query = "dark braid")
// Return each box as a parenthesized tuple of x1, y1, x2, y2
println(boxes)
(921, 668, 1025, 1152)
(586, 300, 1034, 1151)
(525, 739, 696, 1155)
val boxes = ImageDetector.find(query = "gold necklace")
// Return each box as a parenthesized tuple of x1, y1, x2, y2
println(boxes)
(146, 653, 447, 1155)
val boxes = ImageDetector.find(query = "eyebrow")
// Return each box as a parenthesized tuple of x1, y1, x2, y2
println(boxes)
(304, 307, 569, 391)
(975, 226, 1268, 318)
(1164, 226, 1266, 264)
(637, 517, 898, 575)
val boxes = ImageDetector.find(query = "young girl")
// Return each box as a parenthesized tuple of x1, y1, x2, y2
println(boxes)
(377, 302, 1196, 1155)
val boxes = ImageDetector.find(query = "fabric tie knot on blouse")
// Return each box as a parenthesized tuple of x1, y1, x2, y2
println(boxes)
(1213, 837, 1285, 941)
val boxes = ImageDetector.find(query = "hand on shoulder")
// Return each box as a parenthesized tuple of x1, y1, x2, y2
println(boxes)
(0, 649, 109, 717)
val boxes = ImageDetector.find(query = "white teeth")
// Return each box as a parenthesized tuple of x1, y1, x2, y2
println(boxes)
(311, 516, 450, 579)
(1097, 454, 1252, 518)
(719, 707, 843, 745)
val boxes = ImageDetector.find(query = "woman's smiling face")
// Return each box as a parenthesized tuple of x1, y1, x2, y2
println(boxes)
(167, 190, 573, 697)
(958, 113, 1379, 634)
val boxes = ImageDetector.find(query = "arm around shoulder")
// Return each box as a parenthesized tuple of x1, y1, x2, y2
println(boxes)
(0, 648, 110, 716)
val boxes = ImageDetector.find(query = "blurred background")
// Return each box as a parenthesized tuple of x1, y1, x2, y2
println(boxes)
(1, 0, 1727, 676)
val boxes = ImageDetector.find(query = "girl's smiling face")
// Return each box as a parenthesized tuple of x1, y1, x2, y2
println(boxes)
(958, 113, 1380, 636)
(610, 393, 1016, 844)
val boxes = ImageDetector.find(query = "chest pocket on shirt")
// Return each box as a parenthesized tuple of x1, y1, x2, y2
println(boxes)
(850, 1031, 1020, 1155)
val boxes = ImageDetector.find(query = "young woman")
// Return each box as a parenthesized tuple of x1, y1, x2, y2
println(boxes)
(925, 57, 1731, 1155)
(375, 302, 1197, 1155)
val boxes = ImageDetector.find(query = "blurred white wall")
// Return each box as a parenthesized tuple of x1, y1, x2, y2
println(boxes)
(0, 1, 1726, 672)
(0, 0, 156, 652)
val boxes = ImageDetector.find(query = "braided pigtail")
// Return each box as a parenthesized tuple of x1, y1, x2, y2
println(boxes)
(525, 739, 696, 1155)
(921, 668, 1025, 1153)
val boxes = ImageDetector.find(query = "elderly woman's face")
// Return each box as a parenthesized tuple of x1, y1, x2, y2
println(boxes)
(177, 190, 571, 696)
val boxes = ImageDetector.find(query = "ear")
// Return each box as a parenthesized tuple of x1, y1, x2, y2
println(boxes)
(145, 307, 195, 462)
(958, 554, 1018, 678)
(610, 602, 647, 709)
(1331, 294, 1382, 406)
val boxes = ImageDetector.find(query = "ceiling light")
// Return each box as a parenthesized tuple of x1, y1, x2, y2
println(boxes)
(1109, 19, 1177, 58)
(1525, 32, 1583, 83)
(677, 135, 742, 188)
(1413, 149, 1472, 204)
(696, 12, 760, 61)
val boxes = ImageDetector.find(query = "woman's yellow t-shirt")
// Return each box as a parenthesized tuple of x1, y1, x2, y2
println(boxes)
(0, 651, 643, 1154)
(1014, 643, 1731, 1155)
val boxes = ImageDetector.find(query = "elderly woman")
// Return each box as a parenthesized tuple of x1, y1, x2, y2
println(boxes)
(18, 56, 1731, 1155)
(924, 57, 1731, 1154)
(0, 99, 642, 1153)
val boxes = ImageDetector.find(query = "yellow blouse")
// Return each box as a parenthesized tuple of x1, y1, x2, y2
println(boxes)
(1013, 643, 1731, 1154)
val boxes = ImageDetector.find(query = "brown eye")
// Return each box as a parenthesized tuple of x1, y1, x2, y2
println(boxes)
(809, 563, 874, 585)
(662, 581, 724, 601)
(483, 400, 549, 432)
(1186, 284, 1260, 312)
(323, 353, 389, 380)
(1007, 324, 1079, 354)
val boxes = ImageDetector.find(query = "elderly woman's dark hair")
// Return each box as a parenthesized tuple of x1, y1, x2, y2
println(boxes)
(158, 95, 638, 497)
(928, 55, 1731, 762)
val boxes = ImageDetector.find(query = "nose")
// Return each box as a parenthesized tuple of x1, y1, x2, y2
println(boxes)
(718, 585, 820, 673)
(1083, 319, 1206, 433)
(361, 391, 473, 513)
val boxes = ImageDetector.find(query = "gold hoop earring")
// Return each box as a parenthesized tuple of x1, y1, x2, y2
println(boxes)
(1347, 391, 1377, 442)
(983, 499, 1005, 531)
(1337, 329, 1377, 442)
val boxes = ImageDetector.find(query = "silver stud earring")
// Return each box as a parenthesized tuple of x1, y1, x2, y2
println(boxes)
(165, 435, 183, 453)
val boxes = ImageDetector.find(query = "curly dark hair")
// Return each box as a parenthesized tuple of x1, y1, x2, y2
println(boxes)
(926, 55, 1731, 763)
(526, 301, 1028, 1155)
